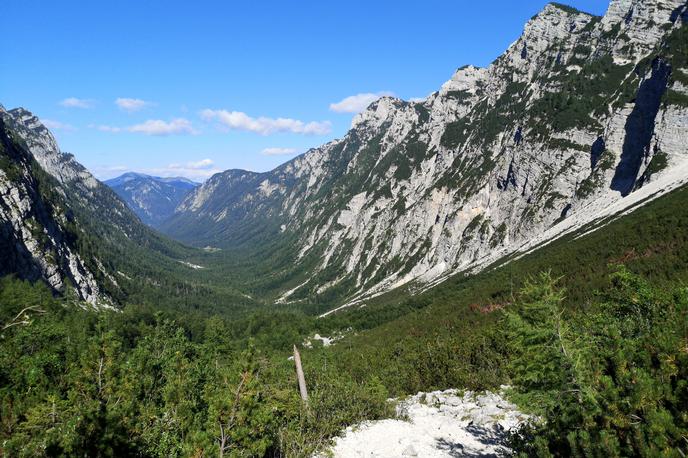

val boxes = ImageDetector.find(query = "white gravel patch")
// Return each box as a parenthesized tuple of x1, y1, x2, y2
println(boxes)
(177, 260, 204, 269)
(318, 388, 529, 457)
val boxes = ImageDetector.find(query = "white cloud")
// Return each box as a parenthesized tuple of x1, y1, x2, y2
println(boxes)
(94, 125, 122, 133)
(128, 118, 196, 136)
(409, 97, 426, 103)
(59, 97, 94, 109)
(91, 118, 196, 136)
(115, 97, 152, 112)
(261, 147, 298, 156)
(329, 92, 395, 113)
(152, 159, 221, 180)
(200, 109, 331, 136)
(43, 119, 76, 131)
(186, 158, 215, 169)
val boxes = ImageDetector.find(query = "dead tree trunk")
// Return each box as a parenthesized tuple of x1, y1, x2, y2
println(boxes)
(293, 345, 308, 403)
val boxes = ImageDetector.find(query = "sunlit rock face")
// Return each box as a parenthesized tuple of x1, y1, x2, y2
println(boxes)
(4, 107, 100, 189)
(0, 109, 110, 307)
(163, 0, 688, 308)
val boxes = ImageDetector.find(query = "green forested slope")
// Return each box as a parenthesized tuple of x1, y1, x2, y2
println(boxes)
(2, 181, 687, 456)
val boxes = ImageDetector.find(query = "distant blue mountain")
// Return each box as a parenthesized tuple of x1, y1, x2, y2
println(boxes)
(105, 173, 199, 227)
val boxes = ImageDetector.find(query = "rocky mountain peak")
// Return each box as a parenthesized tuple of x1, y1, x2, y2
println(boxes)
(105, 173, 199, 227)
(114, 172, 148, 182)
(5, 108, 61, 157)
(602, 0, 685, 26)
(8, 108, 55, 140)
(493, 3, 597, 83)
(0, 108, 99, 189)
(523, 3, 596, 42)
(527, 3, 596, 30)
(602, 0, 635, 24)
(351, 96, 407, 129)
(439, 65, 487, 96)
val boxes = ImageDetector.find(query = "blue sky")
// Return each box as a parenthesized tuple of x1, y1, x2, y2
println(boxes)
(1, 0, 610, 181)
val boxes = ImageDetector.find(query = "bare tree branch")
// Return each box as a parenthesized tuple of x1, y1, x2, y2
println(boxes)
(2, 306, 46, 331)
(219, 371, 250, 456)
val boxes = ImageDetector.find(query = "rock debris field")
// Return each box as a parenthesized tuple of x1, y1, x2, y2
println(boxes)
(319, 388, 529, 457)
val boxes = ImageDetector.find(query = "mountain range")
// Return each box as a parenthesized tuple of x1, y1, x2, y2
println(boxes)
(1, 0, 687, 316)
(105, 172, 198, 227)
(158, 0, 688, 309)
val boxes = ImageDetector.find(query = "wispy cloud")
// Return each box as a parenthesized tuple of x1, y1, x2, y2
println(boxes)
(129, 118, 196, 136)
(59, 97, 94, 109)
(200, 109, 331, 136)
(156, 159, 222, 180)
(93, 124, 122, 133)
(43, 119, 76, 131)
(90, 164, 129, 180)
(105, 165, 129, 173)
(94, 118, 197, 136)
(409, 97, 426, 103)
(329, 92, 394, 113)
(115, 97, 153, 113)
(261, 147, 298, 156)
(186, 158, 214, 169)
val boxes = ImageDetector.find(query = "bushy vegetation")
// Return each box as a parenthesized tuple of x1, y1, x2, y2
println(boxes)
(506, 269, 688, 457)
(0, 278, 392, 457)
(4, 263, 687, 456)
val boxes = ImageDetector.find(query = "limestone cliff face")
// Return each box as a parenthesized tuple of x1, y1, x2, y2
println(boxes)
(0, 114, 109, 307)
(163, 0, 688, 308)
(4, 108, 100, 190)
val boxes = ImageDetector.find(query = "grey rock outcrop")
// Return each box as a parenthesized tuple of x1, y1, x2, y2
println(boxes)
(319, 388, 528, 457)
(0, 113, 110, 307)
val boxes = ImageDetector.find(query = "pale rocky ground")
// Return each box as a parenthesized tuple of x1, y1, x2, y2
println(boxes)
(303, 331, 349, 348)
(319, 388, 529, 458)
